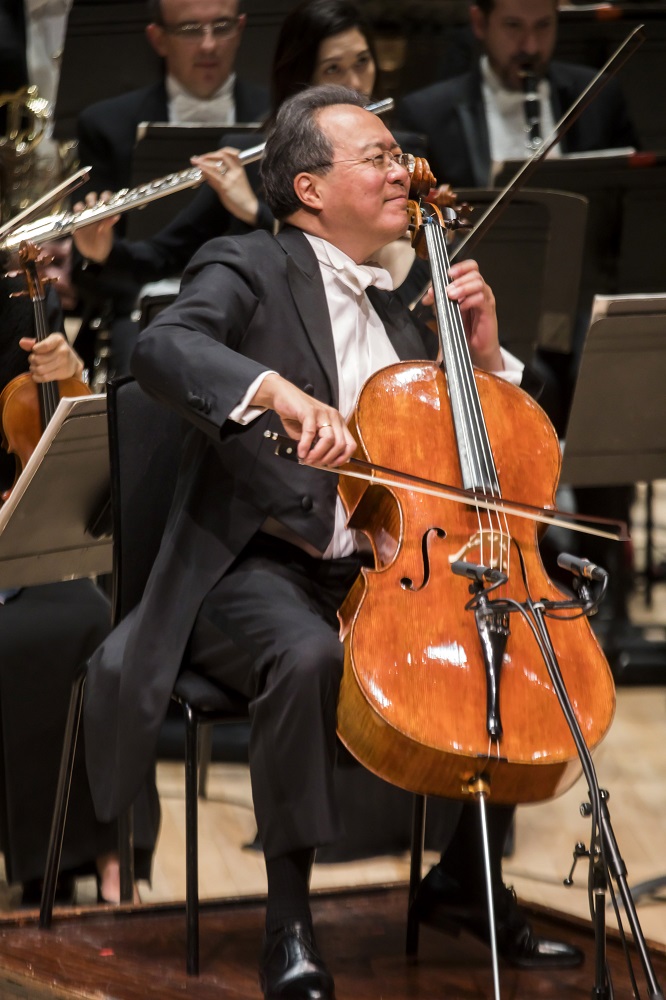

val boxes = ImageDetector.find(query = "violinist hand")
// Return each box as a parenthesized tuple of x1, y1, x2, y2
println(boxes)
(192, 148, 260, 226)
(72, 191, 121, 265)
(20, 333, 85, 383)
(446, 259, 503, 373)
(252, 373, 356, 468)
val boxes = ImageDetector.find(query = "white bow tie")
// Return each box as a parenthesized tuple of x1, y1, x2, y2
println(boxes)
(332, 260, 394, 296)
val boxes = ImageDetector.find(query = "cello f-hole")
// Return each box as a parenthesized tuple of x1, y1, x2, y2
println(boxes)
(400, 526, 446, 592)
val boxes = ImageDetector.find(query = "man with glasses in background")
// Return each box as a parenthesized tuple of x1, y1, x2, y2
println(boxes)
(76, 0, 268, 197)
(72, 0, 268, 380)
(84, 86, 582, 1000)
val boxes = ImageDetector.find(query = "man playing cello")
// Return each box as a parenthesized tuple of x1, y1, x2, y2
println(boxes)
(84, 85, 582, 999)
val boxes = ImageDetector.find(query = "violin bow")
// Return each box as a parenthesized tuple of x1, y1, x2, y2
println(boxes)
(409, 23, 646, 309)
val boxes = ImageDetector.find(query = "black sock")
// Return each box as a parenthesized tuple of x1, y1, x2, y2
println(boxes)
(265, 848, 315, 934)
(437, 803, 515, 897)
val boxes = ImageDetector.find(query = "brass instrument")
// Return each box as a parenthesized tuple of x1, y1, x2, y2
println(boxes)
(0, 97, 394, 252)
(0, 85, 52, 220)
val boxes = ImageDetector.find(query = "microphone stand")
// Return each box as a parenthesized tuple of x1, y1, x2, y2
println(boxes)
(452, 559, 665, 1000)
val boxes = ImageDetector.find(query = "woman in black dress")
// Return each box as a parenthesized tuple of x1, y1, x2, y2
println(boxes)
(0, 267, 159, 904)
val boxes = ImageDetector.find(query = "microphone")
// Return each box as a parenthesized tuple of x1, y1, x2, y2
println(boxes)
(451, 561, 507, 585)
(557, 553, 609, 582)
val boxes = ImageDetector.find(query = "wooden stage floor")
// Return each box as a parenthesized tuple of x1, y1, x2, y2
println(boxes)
(1, 886, 665, 1000)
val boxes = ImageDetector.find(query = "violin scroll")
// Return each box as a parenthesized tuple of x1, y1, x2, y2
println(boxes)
(4, 241, 57, 300)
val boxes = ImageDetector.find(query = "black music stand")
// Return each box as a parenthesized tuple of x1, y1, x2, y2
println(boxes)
(494, 152, 666, 304)
(125, 123, 261, 241)
(455, 187, 587, 358)
(561, 293, 666, 684)
(0, 395, 112, 588)
(561, 292, 666, 912)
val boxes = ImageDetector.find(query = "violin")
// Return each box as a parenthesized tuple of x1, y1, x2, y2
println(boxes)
(331, 160, 616, 806)
(0, 240, 91, 502)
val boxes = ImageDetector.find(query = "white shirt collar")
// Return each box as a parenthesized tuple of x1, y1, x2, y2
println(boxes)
(304, 234, 394, 295)
(165, 72, 236, 124)
(480, 55, 524, 107)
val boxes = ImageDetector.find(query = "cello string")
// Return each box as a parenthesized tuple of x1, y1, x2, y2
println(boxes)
(428, 221, 512, 574)
(435, 226, 513, 576)
(430, 223, 500, 567)
(430, 224, 499, 490)
(426, 224, 487, 556)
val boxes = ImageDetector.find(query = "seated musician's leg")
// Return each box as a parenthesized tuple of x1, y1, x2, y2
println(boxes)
(414, 801, 584, 968)
(188, 535, 363, 1000)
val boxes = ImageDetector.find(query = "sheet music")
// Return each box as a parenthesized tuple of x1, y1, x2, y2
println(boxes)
(0, 394, 111, 588)
(0, 394, 106, 533)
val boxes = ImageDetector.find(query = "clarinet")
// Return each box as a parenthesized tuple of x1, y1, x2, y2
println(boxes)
(520, 67, 542, 153)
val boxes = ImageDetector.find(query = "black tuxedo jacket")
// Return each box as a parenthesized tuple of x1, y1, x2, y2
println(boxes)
(396, 60, 640, 188)
(83, 225, 441, 821)
(76, 77, 269, 196)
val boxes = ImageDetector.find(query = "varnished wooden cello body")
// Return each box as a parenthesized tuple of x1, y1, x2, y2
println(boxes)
(0, 241, 90, 502)
(335, 163, 616, 806)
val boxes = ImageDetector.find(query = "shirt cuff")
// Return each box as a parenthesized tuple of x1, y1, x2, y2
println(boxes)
(228, 370, 277, 424)
(494, 347, 524, 386)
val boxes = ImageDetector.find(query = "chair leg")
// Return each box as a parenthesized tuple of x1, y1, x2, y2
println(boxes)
(39, 666, 86, 928)
(184, 703, 200, 975)
(118, 807, 135, 902)
(197, 724, 213, 800)
(406, 793, 427, 957)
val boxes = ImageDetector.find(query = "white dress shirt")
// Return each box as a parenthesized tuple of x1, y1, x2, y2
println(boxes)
(166, 72, 236, 125)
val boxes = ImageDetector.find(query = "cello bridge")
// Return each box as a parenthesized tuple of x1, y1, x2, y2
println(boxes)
(447, 531, 510, 573)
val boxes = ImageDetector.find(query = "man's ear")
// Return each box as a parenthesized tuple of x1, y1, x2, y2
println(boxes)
(469, 5, 486, 42)
(293, 172, 325, 212)
(146, 23, 168, 58)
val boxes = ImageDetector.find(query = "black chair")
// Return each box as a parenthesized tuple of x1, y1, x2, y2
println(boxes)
(39, 375, 249, 976)
(38, 376, 440, 972)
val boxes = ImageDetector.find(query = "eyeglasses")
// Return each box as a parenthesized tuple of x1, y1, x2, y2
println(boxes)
(317, 151, 415, 173)
(160, 18, 240, 40)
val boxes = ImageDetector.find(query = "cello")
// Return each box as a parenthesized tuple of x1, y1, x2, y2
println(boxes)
(0, 240, 91, 502)
(333, 163, 616, 807)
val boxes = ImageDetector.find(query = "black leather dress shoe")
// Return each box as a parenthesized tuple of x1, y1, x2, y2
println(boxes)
(413, 865, 584, 970)
(259, 920, 335, 999)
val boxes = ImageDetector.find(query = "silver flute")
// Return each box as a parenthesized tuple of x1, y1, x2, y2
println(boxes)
(0, 98, 393, 252)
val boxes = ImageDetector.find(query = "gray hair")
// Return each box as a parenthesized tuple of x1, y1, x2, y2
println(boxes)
(260, 85, 367, 220)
